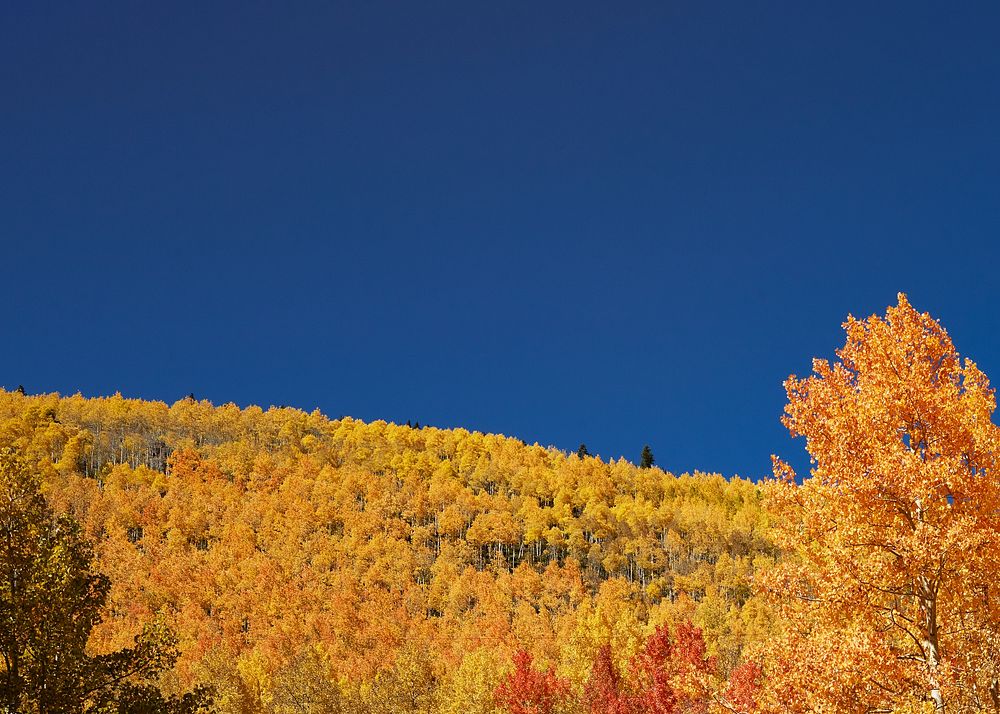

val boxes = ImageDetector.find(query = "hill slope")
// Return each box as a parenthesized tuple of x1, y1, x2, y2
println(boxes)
(0, 390, 776, 712)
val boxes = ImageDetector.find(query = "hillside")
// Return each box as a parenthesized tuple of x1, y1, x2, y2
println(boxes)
(0, 390, 777, 713)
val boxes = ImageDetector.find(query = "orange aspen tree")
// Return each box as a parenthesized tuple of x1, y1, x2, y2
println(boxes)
(763, 294, 1000, 712)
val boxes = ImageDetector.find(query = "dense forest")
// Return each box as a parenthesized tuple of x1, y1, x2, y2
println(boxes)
(4, 294, 1000, 712)
(0, 387, 775, 713)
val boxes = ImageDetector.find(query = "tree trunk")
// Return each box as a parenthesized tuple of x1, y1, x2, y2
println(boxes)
(918, 574, 945, 711)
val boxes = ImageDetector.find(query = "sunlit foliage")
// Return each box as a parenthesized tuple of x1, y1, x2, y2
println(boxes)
(0, 388, 774, 711)
(760, 294, 1000, 712)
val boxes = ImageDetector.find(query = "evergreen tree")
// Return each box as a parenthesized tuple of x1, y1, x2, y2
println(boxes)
(577, 444, 590, 459)
(639, 445, 655, 469)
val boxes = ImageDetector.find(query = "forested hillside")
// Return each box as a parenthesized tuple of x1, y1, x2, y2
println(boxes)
(0, 389, 776, 713)
(5, 296, 998, 712)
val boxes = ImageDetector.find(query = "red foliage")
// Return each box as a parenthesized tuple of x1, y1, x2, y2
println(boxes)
(496, 649, 571, 714)
(672, 621, 716, 674)
(724, 660, 763, 713)
(579, 626, 758, 714)
(631, 623, 717, 714)
(633, 625, 678, 714)
(583, 645, 640, 714)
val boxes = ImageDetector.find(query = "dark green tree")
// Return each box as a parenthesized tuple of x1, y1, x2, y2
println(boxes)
(639, 445, 655, 469)
(577, 444, 590, 459)
(0, 447, 212, 714)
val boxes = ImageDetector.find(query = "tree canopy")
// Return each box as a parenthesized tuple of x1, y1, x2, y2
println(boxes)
(762, 294, 1000, 712)
(0, 388, 774, 713)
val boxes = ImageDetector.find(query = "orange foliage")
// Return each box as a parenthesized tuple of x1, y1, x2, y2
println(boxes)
(0, 389, 771, 712)
(762, 294, 1000, 711)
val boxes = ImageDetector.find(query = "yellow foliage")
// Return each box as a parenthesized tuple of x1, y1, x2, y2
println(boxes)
(0, 388, 775, 712)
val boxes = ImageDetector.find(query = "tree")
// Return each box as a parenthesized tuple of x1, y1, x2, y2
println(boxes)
(632, 622, 716, 714)
(583, 645, 636, 714)
(577, 444, 590, 460)
(0, 446, 211, 714)
(763, 294, 1000, 712)
(268, 646, 345, 714)
(495, 650, 569, 714)
(438, 648, 505, 714)
(639, 446, 654, 469)
(721, 661, 762, 714)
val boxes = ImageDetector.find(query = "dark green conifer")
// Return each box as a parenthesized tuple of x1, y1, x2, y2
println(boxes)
(639, 444, 655, 469)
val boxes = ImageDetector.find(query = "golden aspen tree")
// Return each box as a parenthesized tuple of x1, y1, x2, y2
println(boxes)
(437, 648, 506, 714)
(763, 294, 1000, 712)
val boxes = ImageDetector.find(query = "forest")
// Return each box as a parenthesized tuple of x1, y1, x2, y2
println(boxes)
(3, 294, 999, 713)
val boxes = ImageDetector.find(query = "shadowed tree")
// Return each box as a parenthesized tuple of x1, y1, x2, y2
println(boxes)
(0, 446, 212, 714)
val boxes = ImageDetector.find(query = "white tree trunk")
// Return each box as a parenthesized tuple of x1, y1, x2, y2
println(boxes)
(918, 574, 945, 711)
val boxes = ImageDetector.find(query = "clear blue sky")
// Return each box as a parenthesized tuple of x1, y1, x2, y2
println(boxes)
(3, 2, 999, 479)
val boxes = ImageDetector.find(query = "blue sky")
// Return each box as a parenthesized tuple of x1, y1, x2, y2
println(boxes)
(2, 2, 999, 479)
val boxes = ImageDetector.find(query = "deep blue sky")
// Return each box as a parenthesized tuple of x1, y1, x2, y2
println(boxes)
(3, 2, 999, 479)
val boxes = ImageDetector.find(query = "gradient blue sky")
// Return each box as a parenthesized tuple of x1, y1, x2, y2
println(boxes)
(3, 2, 999, 479)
